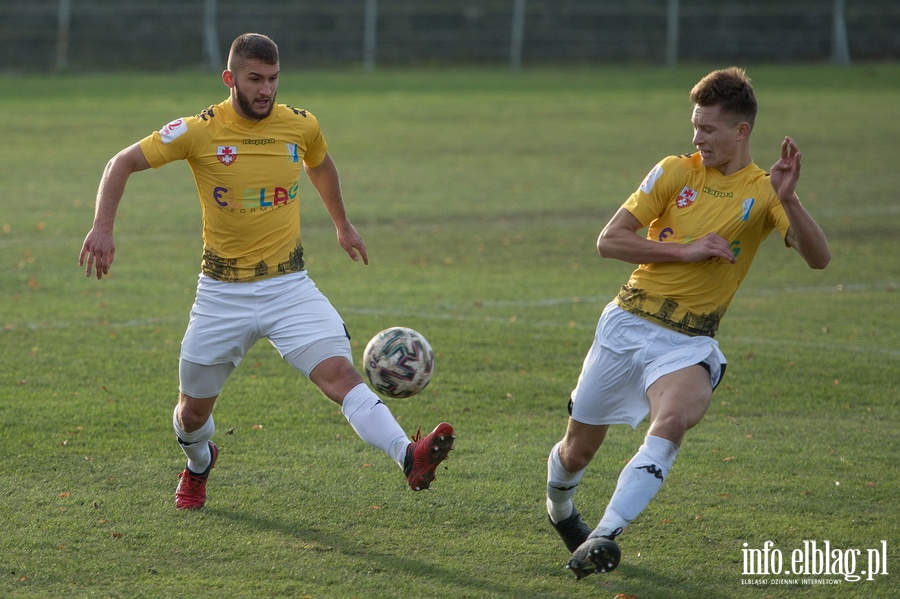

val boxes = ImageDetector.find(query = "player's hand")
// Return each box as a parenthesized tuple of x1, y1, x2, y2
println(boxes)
(336, 222, 369, 265)
(770, 136, 801, 203)
(79, 229, 115, 279)
(681, 232, 736, 264)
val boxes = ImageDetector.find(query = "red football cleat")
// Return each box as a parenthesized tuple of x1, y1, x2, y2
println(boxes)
(175, 441, 218, 510)
(404, 423, 455, 491)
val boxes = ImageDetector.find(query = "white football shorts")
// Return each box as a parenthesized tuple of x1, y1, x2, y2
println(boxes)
(180, 271, 351, 369)
(569, 302, 727, 428)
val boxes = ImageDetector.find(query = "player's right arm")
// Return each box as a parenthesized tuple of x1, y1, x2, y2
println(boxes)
(597, 207, 736, 265)
(79, 143, 152, 279)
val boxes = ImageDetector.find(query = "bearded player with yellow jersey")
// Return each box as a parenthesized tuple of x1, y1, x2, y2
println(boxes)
(79, 33, 454, 510)
(546, 67, 831, 579)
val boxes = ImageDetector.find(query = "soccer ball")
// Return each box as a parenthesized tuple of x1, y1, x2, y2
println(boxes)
(363, 327, 435, 398)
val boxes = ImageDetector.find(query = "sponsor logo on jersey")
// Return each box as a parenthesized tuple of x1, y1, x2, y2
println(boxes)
(242, 138, 275, 145)
(159, 119, 187, 144)
(676, 186, 698, 208)
(212, 180, 299, 210)
(640, 164, 664, 194)
(703, 186, 734, 198)
(217, 146, 238, 166)
(287, 143, 299, 163)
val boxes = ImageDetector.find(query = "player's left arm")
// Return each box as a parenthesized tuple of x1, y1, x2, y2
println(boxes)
(770, 136, 831, 270)
(304, 152, 369, 265)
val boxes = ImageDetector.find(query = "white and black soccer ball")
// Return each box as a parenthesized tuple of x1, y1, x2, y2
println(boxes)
(363, 327, 435, 398)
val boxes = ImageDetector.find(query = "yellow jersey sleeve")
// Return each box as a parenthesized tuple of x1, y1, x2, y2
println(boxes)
(139, 99, 329, 282)
(614, 153, 791, 337)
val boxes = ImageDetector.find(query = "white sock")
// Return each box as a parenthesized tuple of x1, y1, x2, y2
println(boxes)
(593, 435, 679, 538)
(546, 441, 586, 523)
(173, 408, 215, 473)
(341, 383, 410, 468)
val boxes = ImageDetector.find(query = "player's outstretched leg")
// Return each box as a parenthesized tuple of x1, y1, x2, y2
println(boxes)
(404, 422, 455, 491)
(175, 441, 218, 510)
(566, 534, 621, 580)
(549, 507, 592, 552)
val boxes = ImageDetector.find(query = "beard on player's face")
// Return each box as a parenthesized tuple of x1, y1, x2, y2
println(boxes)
(234, 81, 276, 121)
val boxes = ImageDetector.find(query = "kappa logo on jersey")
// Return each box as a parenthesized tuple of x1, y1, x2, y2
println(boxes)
(217, 146, 238, 166)
(159, 119, 188, 144)
(640, 164, 664, 194)
(676, 186, 698, 208)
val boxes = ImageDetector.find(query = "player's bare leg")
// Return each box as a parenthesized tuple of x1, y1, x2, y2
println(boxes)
(567, 365, 712, 578)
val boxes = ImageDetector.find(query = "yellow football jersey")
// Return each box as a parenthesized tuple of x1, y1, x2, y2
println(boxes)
(139, 99, 328, 282)
(614, 152, 792, 337)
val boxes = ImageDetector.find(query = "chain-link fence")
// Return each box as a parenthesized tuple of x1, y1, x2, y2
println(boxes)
(2, 0, 898, 72)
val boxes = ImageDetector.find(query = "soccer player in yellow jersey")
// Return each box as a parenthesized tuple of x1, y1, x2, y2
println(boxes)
(546, 67, 831, 579)
(79, 33, 454, 510)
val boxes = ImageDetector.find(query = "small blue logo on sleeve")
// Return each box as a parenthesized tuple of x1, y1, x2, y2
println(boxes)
(741, 198, 755, 222)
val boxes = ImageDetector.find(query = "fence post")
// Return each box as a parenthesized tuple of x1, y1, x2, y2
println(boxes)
(666, 0, 679, 67)
(203, 0, 222, 71)
(363, 0, 378, 72)
(510, 0, 526, 71)
(55, 0, 72, 71)
(831, 0, 850, 65)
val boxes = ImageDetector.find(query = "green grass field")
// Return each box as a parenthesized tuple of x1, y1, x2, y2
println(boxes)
(2, 64, 898, 598)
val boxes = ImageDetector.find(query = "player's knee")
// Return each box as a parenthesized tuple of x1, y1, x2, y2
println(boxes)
(176, 394, 216, 433)
(648, 411, 700, 445)
(310, 357, 364, 403)
(559, 439, 598, 472)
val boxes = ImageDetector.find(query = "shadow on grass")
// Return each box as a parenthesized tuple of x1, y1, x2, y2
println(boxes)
(577, 562, 710, 599)
(209, 506, 526, 598)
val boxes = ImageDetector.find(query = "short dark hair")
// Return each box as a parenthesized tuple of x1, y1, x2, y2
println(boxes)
(690, 67, 757, 129)
(228, 33, 279, 70)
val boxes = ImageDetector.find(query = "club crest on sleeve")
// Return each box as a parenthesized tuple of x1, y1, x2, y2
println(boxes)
(217, 146, 238, 166)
